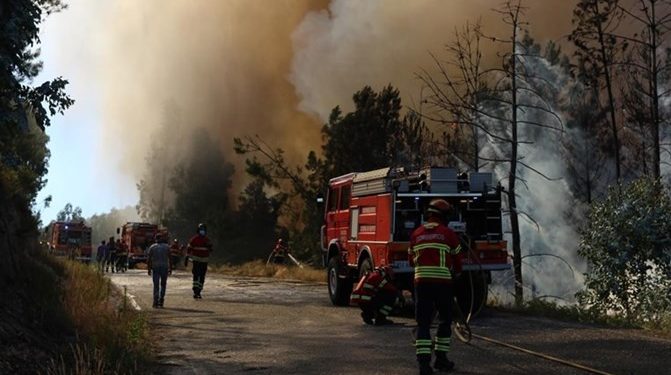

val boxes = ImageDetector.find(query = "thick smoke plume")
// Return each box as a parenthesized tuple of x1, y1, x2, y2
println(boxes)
(291, 0, 575, 122)
(91, 0, 327, 177)
(84, 0, 575, 177)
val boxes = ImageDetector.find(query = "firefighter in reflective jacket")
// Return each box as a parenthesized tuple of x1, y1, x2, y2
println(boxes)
(187, 223, 213, 299)
(350, 266, 398, 326)
(409, 199, 462, 375)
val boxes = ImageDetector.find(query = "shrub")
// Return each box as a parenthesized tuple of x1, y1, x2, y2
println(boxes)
(41, 259, 151, 374)
(577, 178, 671, 324)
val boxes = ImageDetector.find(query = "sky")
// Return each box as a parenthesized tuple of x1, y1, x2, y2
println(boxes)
(35, 1, 138, 222)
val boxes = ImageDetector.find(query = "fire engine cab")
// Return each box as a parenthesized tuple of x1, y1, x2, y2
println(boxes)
(117, 222, 167, 268)
(321, 166, 510, 313)
(46, 221, 92, 262)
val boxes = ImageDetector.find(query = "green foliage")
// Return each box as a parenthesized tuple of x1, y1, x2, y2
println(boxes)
(56, 202, 83, 222)
(228, 178, 284, 262)
(1, 0, 73, 208)
(322, 85, 432, 178)
(578, 178, 671, 322)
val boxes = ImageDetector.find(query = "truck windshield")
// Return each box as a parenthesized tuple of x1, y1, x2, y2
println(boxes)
(58, 230, 82, 245)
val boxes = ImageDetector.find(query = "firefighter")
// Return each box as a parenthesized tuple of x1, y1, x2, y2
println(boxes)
(409, 199, 462, 375)
(350, 265, 399, 326)
(187, 223, 213, 299)
(147, 232, 172, 308)
(169, 239, 181, 271)
(107, 236, 116, 273)
(96, 240, 108, 273)
(115, 238, 127, 272)
(272, 238, 288, 264)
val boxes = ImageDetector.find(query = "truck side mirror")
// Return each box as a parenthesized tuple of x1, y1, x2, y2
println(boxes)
(316, 193, 324, 205)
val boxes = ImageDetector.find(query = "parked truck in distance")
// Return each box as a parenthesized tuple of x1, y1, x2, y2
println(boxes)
(46, 221, 93, 262)
(321, 166, 511, 315)
(117, 222, 167, 268)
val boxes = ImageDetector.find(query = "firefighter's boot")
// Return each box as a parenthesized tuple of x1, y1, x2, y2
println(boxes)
(361, 311, 374, 325)
(419, 363, 433, 375)
(434, 352, 454, 372)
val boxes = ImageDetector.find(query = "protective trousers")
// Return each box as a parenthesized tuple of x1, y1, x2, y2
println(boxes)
(414, 283, 453, 365)
(115, 254, 127, 271)
(192, 260, 208, 295)
(152, 266, 169, 305)
(373, 291, 398, 319)
(360, 291, 397, 321)
(107, 254, 116, 272)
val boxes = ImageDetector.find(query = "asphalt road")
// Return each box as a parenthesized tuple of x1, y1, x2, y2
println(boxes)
(110, 270, 671, 375)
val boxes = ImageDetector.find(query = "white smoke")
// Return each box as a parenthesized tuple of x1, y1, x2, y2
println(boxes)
(477, 48, 587, 304)
(290, 0, 575, 122)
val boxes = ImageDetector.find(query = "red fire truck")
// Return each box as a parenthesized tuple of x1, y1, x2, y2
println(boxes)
(321, 167, 510, 314)
(47, 221, 93, 262)
(117, 222, 168, 268)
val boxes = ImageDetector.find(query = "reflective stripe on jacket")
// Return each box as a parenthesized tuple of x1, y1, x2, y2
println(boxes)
(188, 235, 212, 262)
(350, 268, 397, 305)
(408, 220, 462, 284)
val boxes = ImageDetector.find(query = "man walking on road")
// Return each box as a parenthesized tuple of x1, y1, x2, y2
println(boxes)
(107, 236, 116, 273)
(147, 232, 172, 308)
(187, 223, 213, 299)
(409, 199, 462, 374)
(96, 240, 108, 273)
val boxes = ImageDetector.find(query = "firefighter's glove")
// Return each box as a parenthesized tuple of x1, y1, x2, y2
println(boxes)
(148, 269, 152, 276)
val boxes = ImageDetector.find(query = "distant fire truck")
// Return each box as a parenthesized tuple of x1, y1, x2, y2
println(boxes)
(321, 167, 510, 313)
(117, 222, 167, 268)
(46, 221, 92, 262)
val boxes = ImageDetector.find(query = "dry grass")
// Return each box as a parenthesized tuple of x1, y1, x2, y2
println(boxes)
(214, 260, 326, 283)
(43, 259, 150, 374)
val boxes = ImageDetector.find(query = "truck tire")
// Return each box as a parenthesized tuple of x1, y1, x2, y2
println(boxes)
(455, 271, 488, 318)
(358, 258, 372, 278)
(328, 256, 352, 306)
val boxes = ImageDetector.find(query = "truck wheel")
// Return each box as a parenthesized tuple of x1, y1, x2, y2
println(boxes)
(358, 258, 372, 278)
(328, 257, 352, 306)
(455, 271, 488, 318)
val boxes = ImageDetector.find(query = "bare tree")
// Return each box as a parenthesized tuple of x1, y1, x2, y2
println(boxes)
(418, 20, 489, 171)
(614, 0, 671, 179)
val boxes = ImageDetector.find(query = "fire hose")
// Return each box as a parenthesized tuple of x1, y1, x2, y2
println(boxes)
(450, 236, 616, 375)
(266, 249, 303, 268)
